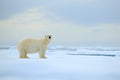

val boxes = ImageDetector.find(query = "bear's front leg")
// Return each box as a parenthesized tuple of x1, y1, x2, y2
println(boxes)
(39, 49, 47, 59)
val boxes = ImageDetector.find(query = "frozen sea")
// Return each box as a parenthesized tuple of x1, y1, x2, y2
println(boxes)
(0, 46, 120, 80)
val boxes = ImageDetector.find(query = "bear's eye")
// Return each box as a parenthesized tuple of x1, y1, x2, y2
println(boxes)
(49, 36, 51, 39)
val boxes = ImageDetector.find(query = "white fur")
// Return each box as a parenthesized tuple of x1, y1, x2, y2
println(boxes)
(17, 35, 51, 59)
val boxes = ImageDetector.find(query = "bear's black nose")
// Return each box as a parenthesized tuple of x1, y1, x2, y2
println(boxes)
(49, 36, 51, 39)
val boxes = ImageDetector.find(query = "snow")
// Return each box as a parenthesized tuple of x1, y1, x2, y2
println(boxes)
(0, 46, 120, 80)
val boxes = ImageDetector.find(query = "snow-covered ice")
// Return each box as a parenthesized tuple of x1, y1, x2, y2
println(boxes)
(0, 46, 120, 80)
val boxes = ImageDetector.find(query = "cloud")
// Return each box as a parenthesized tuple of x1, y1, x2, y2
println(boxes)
(43, 0, 120, 25)
(0, 7, 120, 46)
(0, 0, 120, 25)
(48, 0, 97, 5)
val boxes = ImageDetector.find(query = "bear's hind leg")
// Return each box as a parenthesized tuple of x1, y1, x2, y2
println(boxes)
(19, 50, 29, 58)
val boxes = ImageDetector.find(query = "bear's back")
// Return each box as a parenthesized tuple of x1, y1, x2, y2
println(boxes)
(18, 38, 41, 49)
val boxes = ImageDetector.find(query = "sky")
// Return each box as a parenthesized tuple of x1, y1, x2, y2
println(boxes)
(0, 0, 120, 47)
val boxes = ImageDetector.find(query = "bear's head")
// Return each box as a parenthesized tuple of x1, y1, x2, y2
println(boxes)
(44, 35, 52, 40)
(43, 35, 52, 44)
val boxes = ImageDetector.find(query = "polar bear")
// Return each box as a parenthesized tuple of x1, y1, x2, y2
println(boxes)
(17, 35, 52, 59)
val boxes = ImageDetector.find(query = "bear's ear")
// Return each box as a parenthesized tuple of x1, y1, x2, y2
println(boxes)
(44, 35, 48, 37)
(44, 35, 47, 37)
